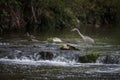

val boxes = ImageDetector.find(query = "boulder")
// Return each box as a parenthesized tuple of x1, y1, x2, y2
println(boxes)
(78, 52, 99, 63)
(38, 51, 54, 60)
(59, 44, 79, 50)
(47, 37, 62, 42)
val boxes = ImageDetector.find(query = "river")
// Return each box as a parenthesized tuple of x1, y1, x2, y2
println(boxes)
(0, 38, 120, 80)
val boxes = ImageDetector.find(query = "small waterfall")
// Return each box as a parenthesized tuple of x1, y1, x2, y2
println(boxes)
(0, 40, 120, 65)
(1, 49, 120, 64)
(0, 40, 120, 80)
(0, 50, 80, 64)
(97, 54, 120, 64)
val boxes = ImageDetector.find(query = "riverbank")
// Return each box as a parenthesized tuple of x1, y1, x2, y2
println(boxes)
(0, 31, 120, 45)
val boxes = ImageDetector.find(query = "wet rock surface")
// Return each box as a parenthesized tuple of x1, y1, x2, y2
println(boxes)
(37, 51, 54, 60)
(59, 44, 79, 50)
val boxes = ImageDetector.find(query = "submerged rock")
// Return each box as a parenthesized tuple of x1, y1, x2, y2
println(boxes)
(7, 50, 23, 59)
(78, 52, 99, 63)
(38, 51, 54, 60)
(97, 54, 120, 64)
(59, 44, 79, 50)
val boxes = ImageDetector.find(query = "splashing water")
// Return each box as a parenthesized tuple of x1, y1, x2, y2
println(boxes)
(0, 39, 120, 80)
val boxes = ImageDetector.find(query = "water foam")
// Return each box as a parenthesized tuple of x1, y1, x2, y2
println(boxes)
(0, 58, 76, 66)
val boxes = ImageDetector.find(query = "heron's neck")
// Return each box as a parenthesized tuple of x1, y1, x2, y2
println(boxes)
(76, 29, 84, 39)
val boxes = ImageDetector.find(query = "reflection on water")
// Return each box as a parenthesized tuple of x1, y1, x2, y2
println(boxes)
(0, 39, 120, 80)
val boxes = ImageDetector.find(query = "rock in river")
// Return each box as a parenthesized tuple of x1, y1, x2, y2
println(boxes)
(59, 44, 79, 50)
(38, 51, 54, 60)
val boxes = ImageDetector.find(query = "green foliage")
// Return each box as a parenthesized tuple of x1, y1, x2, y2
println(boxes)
(79, 52, 99, 63)
(63, 0, 119, 32)
(0, 0, 120, 34)
(47, 38, 53, 42)
(38, 0, 77, 32)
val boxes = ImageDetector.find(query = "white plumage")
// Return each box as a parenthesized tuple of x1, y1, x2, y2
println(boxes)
(72, 28, 95, 44)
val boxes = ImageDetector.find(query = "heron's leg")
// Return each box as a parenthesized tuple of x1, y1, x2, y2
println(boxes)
(85, 43, 92, 54)
(84, 44, 89, 54)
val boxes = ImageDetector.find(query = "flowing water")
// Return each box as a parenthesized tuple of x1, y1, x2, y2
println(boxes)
(0, 38, 120, 80)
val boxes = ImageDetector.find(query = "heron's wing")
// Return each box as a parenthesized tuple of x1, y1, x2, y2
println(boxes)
(84, 36, 95, 44)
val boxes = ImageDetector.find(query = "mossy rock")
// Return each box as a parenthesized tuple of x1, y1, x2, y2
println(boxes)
(59, 44, 79, 50)
(38, 51, 54, 60)
(78, 52, 99, 63)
